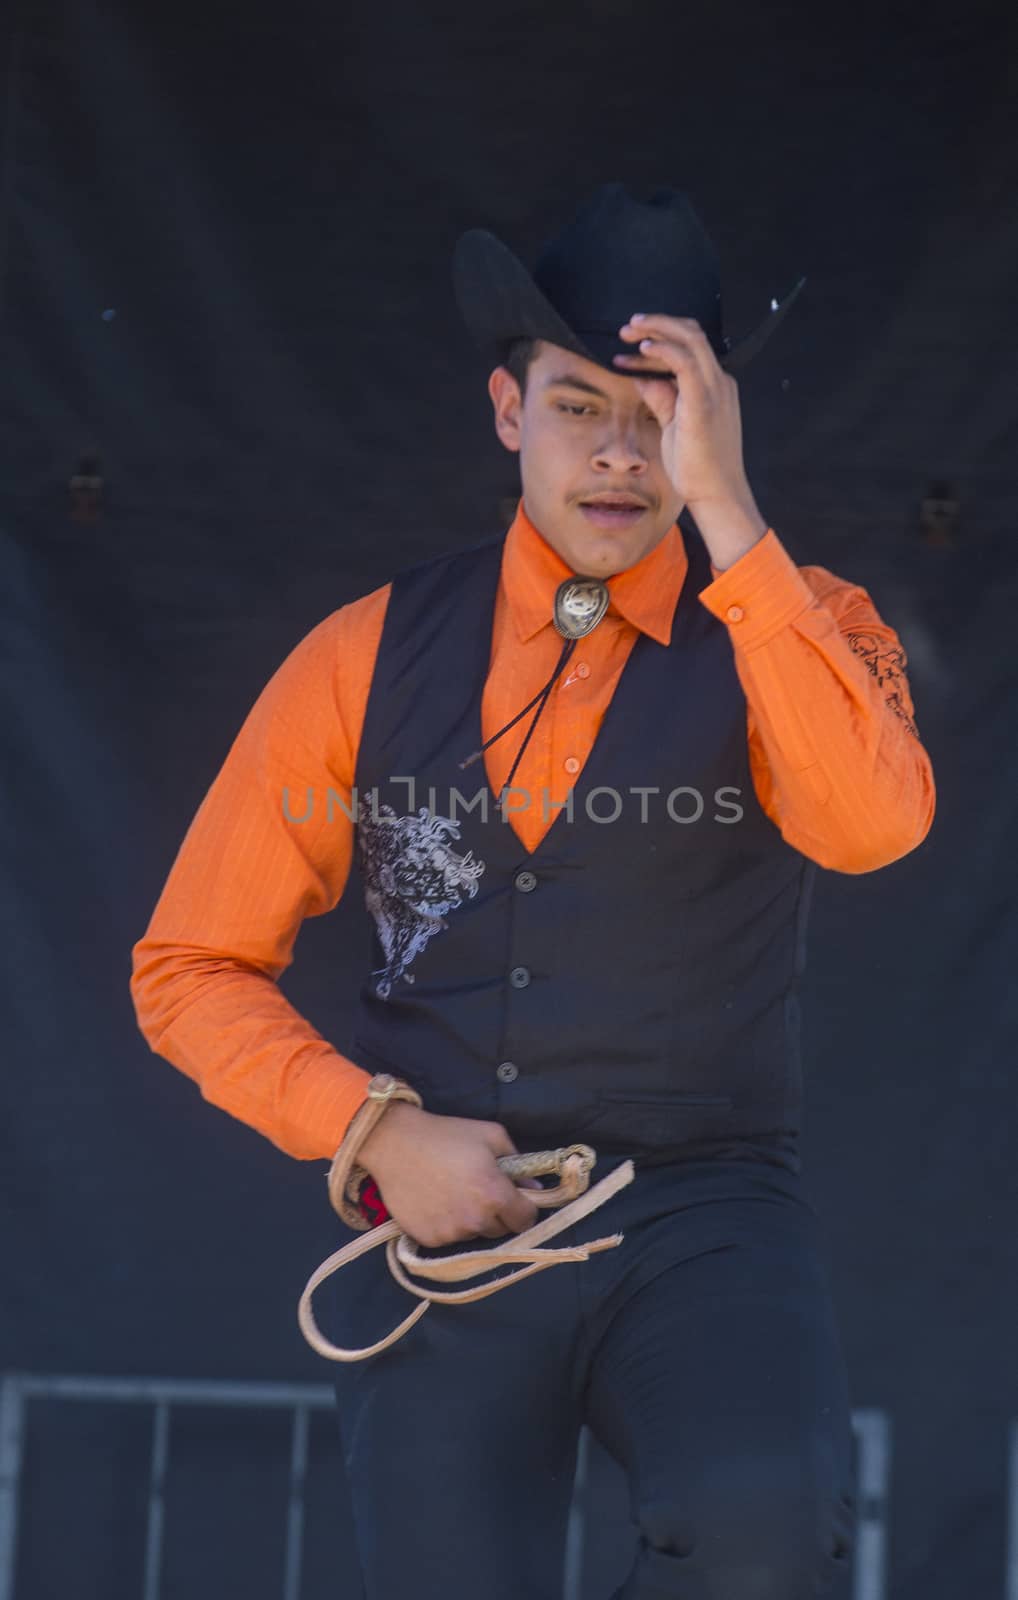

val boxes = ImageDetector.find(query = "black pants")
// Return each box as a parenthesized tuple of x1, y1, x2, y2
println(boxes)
(323, 1153, 858, 1599)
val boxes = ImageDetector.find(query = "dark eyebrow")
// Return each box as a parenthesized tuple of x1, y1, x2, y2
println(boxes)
(543, 370, 674, 399)
(543, 373, 611, 398)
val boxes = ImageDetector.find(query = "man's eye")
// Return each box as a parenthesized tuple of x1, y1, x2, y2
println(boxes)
(555, 401, 658, 424)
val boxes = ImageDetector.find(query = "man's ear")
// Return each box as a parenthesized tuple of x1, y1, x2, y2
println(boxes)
(488, 366, 522, 454)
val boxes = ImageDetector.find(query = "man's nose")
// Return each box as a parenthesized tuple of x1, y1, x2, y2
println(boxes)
(592, 425, 648, 470)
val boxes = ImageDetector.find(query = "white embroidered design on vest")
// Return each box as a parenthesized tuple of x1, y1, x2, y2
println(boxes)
(356, 798, 486, 999)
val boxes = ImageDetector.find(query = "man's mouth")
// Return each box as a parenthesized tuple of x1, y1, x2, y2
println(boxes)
(578, 497, 648, 527)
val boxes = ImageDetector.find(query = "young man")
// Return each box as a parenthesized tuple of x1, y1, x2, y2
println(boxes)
(131, 183, 935, 1598)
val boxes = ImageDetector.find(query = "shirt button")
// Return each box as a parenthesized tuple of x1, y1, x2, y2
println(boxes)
(514, 869, 538, 892)
(726, 604, 745, 622)
(564, 756, 580, 775)
(509, 965, 531, 988)
(575, 662, 590, 679)
(496, 1060, 518, 1083)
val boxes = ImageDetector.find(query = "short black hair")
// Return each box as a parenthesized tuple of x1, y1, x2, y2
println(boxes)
(498, 336, 538, 399)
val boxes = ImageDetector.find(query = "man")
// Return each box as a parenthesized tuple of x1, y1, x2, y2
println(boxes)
(131, 183, 935, 1598)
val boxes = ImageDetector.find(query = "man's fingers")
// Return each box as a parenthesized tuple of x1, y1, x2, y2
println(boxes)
(619, 316, 721, 389)
(482, 1121, 519, 1157)
(497, 1181, 541, 1236)
(475, 1217, 512, 1239)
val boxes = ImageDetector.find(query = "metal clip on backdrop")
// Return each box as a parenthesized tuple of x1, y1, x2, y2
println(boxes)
(298, 1140, 635, 1363)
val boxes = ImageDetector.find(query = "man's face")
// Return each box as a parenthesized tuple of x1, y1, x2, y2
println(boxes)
(487, 338, 684, 577)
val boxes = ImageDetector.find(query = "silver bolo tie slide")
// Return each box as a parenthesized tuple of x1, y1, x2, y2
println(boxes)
(553, 575, 610, 639)
(458, 575, 611, 790)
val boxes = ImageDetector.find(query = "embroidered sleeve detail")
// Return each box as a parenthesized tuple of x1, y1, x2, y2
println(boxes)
(844, 630, 920, 738)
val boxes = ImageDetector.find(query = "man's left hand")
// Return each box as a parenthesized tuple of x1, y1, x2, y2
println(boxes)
(614, 314, 754, 515)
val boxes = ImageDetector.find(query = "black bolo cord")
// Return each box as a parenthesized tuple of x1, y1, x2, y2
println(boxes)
(456, 572, 609, 808)
(458, 635, 578, 800)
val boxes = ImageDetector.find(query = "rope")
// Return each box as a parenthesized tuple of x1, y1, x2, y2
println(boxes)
(297, 1146, 634, 1362)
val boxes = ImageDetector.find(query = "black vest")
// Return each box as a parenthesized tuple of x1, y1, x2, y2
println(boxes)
(348, 519, 816, 1174)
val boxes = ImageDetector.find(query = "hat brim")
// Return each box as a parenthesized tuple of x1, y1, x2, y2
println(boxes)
(453, 229, 598, 366)
(453, 228, 806, 377)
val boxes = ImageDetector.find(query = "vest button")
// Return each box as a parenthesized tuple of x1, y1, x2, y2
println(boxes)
(564, 756, 580, 775)
(496, 1060, 518, 1083)
(514, 869, 538, 892)
(509, 965, 531, 988)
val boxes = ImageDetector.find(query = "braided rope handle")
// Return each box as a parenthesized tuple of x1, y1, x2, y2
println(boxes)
(329, 1074, 424, 1231)
(495, 1142, 596, 1202)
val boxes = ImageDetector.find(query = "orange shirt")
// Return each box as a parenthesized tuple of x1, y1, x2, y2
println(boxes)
(130, 499, 935, 1162)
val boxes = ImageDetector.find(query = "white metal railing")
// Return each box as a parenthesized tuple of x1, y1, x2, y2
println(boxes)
(1007, 1420, 1018, 1600)
(1, 1375, 891, 1600)
(0, 1374, 338, 1600)
(852, 1408, 893, 1600)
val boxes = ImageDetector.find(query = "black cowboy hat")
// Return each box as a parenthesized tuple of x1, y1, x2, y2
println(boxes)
(452, 181, 805, 379)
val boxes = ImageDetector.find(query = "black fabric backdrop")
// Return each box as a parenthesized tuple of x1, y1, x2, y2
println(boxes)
(1, 3, 1016, 1596)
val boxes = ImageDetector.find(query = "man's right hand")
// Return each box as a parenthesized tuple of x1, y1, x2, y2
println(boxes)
(356, 1102, 542, 1247)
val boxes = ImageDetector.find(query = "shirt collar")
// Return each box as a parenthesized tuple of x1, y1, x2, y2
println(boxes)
(501, 496, 688, 647)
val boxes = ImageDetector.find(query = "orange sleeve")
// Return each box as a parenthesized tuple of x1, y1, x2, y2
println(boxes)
(129, 583, 391, 1160)
(698, 529, 936, 873)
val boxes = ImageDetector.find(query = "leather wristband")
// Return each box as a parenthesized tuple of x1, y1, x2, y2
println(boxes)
(327, 1073, 424, 1232)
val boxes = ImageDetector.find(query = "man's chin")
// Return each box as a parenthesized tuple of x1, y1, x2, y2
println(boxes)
(568, 524, 657, 576)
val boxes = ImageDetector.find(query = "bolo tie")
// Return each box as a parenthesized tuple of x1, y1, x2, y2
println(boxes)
(458, 575, 611, 803)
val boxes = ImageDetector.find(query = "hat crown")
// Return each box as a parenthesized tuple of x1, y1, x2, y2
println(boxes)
(533, 182, 723, 347)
